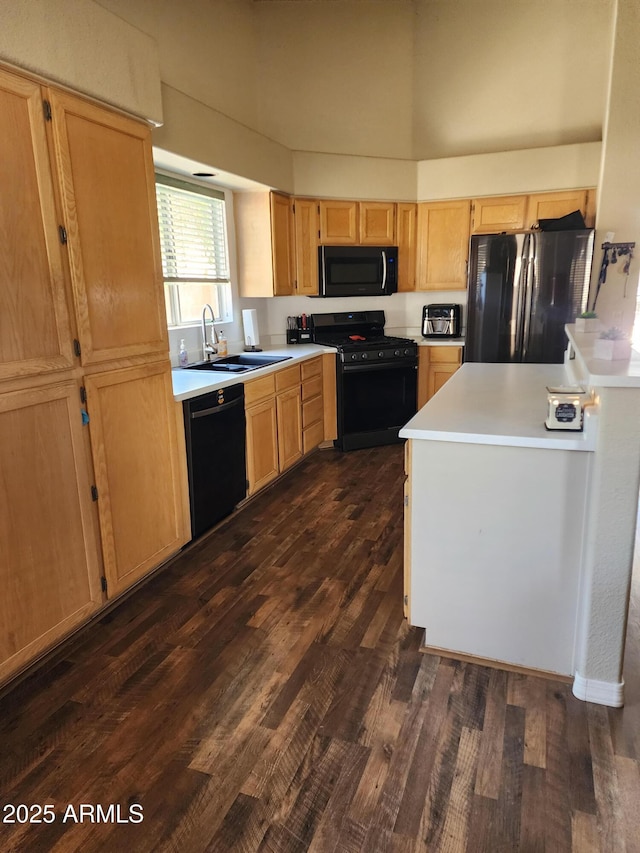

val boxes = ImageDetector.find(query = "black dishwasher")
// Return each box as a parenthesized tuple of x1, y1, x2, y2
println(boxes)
(183, 384, 247, 539)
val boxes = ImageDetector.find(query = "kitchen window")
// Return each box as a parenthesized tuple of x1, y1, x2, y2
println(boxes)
(156, 175, 232, 327)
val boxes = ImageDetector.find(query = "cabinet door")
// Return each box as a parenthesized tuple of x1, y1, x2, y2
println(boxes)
(293, 198, 319, 296)
(427, 362, 460, 400)
(0, 381, 102, 684)
(359, 202, 396, 245)
(48, 89, 168, 366)
(0, 68, 75, 381)
(397, 203, 417, 292)
(277, 386, 303, 472)
(526, 190, 589, 230)
(271, 192, 295, 296)
(471, 195, 527, 233)
(246, 397, 279, 495)
(319, 200, 358, 244)
(416, 200, 470, 290)
(85, 362, 189, 597)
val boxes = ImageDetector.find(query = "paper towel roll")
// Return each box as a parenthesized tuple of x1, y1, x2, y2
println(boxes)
(242, 309, 261, 349)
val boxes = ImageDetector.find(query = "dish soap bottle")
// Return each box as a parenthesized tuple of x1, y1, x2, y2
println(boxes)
(217, 331, 228, 357)
(178, 339, 189, 367)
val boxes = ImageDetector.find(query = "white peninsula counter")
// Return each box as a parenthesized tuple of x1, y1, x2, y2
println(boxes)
(400, 361, 597, 680)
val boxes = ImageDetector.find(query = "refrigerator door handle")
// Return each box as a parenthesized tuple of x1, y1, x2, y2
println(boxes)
(521, 233, 536, 360)
(512, 234, 528, 360)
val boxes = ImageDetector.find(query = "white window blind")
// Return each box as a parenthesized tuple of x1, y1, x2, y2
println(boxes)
(156, 179, 229, 283)
(155, 175, 232, 326)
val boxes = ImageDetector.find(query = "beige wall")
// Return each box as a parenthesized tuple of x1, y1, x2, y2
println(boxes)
(0, 0, 162, 122)
(255, 1, 414, 159)
(417, 142, 602, 201)
(412, 0, 612, 160)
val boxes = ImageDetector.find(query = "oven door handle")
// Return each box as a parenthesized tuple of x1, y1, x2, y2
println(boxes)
(341, 360, 417, 374)
(381, 250, 387, 291)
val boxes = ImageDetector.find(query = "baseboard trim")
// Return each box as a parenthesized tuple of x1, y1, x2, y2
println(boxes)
(419, 638, 573, 683)
(572, 671, 625, 707)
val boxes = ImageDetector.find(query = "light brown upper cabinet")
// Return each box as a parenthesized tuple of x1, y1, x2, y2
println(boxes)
(235, 191, 295, 297)
(0, 68, 75, 382)
(48, 89, 168, 366)
(526, 190, 590, 230)
(271, 192, 296, 296)
(319, 200, 358, 244)
(397, 203, 418, 292)
(359, 201, 396, 245)
(416, 200, 471, 291)
(471, 195, 528, 234)
(293, 198, 320, 296)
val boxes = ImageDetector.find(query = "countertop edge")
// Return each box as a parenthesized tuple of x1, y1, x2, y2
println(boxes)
(172, 345, 334, 402)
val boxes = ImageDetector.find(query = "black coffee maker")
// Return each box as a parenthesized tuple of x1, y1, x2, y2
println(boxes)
(421, 304, 462, 338)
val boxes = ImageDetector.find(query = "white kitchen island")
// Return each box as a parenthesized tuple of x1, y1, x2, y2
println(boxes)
(400, 362, 598, 679)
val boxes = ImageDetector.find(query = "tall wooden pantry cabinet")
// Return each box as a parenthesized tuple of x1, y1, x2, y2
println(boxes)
(0, 65, 189, 686)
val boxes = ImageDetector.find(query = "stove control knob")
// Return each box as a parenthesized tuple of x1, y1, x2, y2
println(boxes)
(350, 353, 358, 361)
(361, 352, 369, 360)
(404, 348, 411, 356)
(378, 351, 385, 358)
(394, 349, 401, 357)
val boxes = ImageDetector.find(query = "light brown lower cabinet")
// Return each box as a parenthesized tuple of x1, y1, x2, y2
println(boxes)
(418, 346, 463, 408)
(0, 380, 103, 683)
(85, 361, 190, 598)
(301, 356, 325, 454)
(245, 357, 330, 497)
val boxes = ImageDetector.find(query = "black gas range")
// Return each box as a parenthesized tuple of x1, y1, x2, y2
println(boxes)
(311, 311, 418, 451)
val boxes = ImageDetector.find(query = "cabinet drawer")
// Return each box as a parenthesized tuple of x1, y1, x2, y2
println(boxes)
(302, 375, 323, 401)
(301, 356, 322, 381)
(428, 346, 463, 365)
(275, 363, 301, 392)
(303, 420, 325, 454)
(302, 394, 324, 429)
(245, 373, 276, 405)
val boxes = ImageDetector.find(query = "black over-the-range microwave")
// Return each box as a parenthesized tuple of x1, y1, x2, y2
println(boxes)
(318, 245, 398, 297)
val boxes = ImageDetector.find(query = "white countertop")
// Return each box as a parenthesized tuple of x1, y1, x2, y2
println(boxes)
(172, 344, 333, 402)
(565, 324, 640, 388)
(400, 362, 597, 450)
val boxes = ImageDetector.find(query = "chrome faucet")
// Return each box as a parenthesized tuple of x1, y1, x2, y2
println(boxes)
(201, 303, 218, 360)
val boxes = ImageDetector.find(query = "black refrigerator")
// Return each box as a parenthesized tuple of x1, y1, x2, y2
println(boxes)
(465, 229, 595, 364)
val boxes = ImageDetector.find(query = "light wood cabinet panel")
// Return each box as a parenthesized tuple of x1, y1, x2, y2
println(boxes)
(235, 192, 294, 297)
(416, 200, 470, 291)
(403, 440, 412, 619)
(0, 68, 75, 381)
(397, 203, 417, 292)
(246, 396, 279, 496)
(271, 192, 295, 296)
(418, 346, 463, 408)
(323, 353, 338, 442)
(294, 198, 319, 296)
(359, 201, 396, 245)
(302, 394, 324, 429)
(48, 89, 168, 366)
(0, 381, 102, 684)
(585, 189, 597, 228)
(303, 420, 325, 455)
(85, 362, 189, 598)
(471, 195, 527, 233)
(277, 386, 303, 472)
(319, 200, 358, 244)
(301, 357, 322, 382)
(526, 190, 589, 230)
(275, 363, 302, 393)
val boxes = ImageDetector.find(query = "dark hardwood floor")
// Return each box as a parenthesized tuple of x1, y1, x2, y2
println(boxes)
(1, 444, 639, 852)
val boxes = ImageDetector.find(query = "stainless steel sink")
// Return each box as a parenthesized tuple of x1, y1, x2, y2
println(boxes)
(184, 354, 292, 373)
